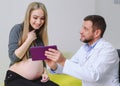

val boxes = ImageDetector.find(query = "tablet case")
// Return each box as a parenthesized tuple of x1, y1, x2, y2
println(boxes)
(30, 45, 57, 61)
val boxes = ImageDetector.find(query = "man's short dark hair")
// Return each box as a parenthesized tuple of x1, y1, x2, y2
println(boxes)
(84, 15, 106, 37)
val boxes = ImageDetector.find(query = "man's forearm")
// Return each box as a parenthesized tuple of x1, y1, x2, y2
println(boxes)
(58, 57, 66, 67)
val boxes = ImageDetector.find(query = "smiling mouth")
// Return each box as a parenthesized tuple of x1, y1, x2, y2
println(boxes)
(35, 25, 40, 27)
(35, 25, 41, 28)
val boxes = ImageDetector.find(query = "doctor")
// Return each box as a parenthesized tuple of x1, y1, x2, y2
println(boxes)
(45, 15, 119, 86)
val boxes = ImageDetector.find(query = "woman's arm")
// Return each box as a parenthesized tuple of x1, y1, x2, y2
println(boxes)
(9, 24, 36, 65)
(14, 30, 36, 59)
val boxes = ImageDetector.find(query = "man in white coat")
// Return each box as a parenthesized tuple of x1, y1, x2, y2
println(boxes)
(45, 15, 119, 86)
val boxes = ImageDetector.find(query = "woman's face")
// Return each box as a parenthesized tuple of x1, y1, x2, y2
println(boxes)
(30, 8, 45, 30)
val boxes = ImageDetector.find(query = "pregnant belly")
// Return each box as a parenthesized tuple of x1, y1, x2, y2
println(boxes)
(9, 58, 44, 80)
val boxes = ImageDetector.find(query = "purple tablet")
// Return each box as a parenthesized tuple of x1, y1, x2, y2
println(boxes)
(30, 45, 57, 61)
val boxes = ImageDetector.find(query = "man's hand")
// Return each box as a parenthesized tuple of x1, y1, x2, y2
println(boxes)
(45, 49, 66, 66)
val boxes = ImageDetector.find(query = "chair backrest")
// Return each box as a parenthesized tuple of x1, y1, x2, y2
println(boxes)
(117, 49, 120, 82)
(117, 49, 120, 57)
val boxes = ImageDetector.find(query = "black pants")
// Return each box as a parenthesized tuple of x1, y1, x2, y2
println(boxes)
(5, 70, 59, 86)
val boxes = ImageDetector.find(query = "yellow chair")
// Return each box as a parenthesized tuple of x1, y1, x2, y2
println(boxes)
(49, 73, 82, 86)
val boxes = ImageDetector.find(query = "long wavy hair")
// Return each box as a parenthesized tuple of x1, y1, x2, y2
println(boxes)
(19, 2, 48, 58)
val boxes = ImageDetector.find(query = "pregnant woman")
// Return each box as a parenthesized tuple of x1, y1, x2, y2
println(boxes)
(4, 2, 59, 86)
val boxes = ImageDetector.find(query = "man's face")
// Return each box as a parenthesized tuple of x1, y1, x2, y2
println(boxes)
(80, 20, 95, 45)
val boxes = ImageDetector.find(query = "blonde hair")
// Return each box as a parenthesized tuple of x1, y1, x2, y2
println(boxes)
(19, 2, 48, 46)
(19, 2, 48, 58)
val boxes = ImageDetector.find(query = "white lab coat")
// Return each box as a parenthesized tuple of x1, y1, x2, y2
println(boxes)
(54, 38, 119, 86)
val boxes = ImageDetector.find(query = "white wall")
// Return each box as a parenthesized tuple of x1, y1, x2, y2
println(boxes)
(0, 0, 95, 84)
(95, 0, 120, 48)
(42, 0, 95, 53)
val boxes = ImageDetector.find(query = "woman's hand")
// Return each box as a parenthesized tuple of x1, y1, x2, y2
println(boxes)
(27, 30, 37, 42)
(41, 73, 49, 82)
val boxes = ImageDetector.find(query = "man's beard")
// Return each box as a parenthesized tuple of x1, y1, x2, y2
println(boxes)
(80, 38, 93, 43)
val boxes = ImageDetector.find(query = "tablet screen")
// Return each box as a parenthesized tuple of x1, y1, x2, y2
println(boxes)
(30, 45, 57, 61)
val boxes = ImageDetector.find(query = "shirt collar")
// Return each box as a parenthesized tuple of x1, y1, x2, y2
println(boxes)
(84, 38, 102, 52)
